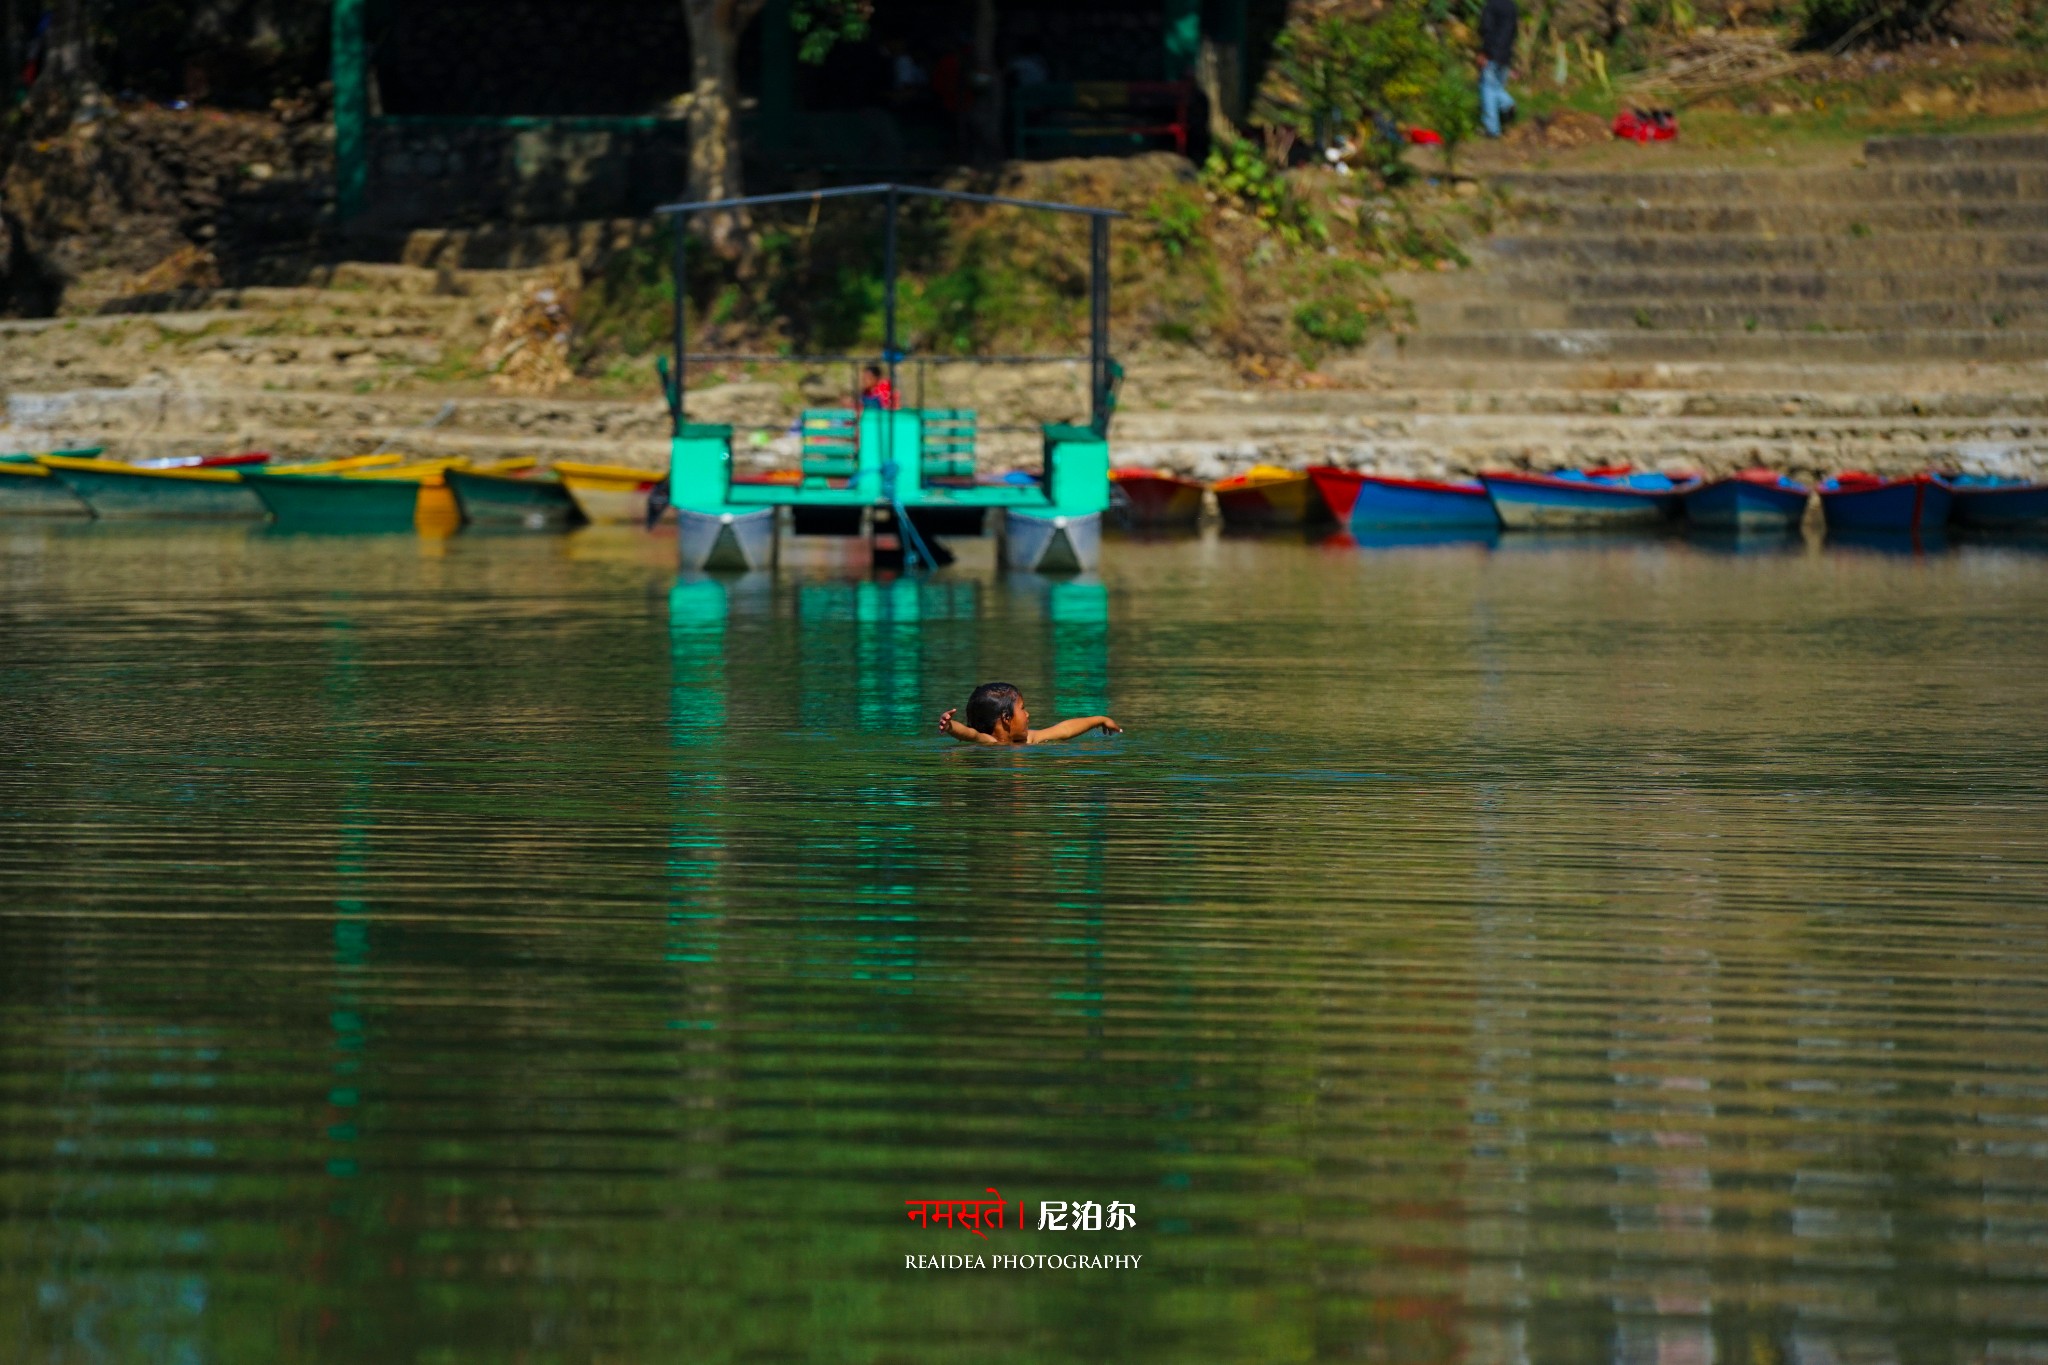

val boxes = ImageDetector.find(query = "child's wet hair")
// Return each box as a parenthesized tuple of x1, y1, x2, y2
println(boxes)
(964, 682, 1022, 734)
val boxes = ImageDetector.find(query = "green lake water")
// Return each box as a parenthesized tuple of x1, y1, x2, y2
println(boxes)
(4, 522, 2048, 1363)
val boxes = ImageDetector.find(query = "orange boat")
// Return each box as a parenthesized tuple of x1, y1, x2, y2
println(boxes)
(1212, 465, 1321, 530)
(1110, 467, 1204, 528)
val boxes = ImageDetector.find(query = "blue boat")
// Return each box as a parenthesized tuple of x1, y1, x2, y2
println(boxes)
(1309, 466, 1499, 530)
(1479, 467, 1697, 530)
(1817, 472, 1952, 533)
(1684, 469, 1811, 531)
(1949, 474, 2048, 528)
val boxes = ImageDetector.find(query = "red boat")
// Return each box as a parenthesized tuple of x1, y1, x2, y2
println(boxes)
(1110, 467, 1204, 528)
(132, 452, 272, 470)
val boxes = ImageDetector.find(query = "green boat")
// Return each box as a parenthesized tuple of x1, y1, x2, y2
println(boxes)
(0, 449, 101, 515)
(446, 467, 583, 528)
(243, 469, 425, 532)
(40, 454, 267, 520)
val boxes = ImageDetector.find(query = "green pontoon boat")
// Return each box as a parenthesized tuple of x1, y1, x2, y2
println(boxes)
(39, 452, 272, 519)
(0, 449, 101, 515)
(243, 466, 437, 532)
(446, 466, 583, 529)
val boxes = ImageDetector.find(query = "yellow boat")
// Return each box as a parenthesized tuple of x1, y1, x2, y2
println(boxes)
(556, 460, 668, 525)
(267, 453, 410, 476)
(1212, 464, 1322, 530)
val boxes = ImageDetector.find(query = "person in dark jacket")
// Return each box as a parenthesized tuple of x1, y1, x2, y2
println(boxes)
(1478, 0, 1519, 137)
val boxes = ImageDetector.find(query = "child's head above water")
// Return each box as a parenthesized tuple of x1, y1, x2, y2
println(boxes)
(963, 682, 1028, 741)
(938, 684, 1117, 746)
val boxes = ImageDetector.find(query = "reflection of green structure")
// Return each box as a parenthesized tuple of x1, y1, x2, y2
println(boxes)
(659, 185, 1120, 577)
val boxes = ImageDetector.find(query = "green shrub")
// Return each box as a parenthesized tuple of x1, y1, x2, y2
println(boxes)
(1418, 60, 1480, 173)
(1145, 186, 1209, 262)
(1202, 135, 1328, 247)
(1291, 259, 1383, 356)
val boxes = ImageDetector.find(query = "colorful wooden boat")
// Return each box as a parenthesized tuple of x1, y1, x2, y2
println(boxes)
(1213, 465, 1321, 530)
(38, 452, 272, 519)
(243, 459, 466, 532)
(1816, 471, 1952, 533)
(1109, 467, 1204, 528)
(0, 448, 102, 515)
(1947, 474, 2048, 528)
(556, 460, 668, 525)
(1308, 466, 1499, 530)
(446, 466, 583, 528)
(1683, 468, 1811, 531)
(1479, 466, 1696, 530)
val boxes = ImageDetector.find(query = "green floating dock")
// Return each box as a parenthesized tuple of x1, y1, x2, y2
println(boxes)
(668, 410, 1110, 574)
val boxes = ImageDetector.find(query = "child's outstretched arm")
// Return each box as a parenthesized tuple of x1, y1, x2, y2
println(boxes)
(1027, 715, 1123, 744)
(937, 707, 998, 745)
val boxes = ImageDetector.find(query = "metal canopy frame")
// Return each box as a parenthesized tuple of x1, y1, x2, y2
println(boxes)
(655, 183, 1123, 438)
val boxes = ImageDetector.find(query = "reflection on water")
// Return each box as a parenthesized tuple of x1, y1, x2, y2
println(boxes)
(4, 519, 2048, 1364)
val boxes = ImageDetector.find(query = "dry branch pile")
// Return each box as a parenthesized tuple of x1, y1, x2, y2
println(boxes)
(1619, 30, 1821, 101)
(478, 276, 577, 395)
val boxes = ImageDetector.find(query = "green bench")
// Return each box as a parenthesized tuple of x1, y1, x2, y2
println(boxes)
(921, 409, 977, 480)
(800, 409, 859, 486)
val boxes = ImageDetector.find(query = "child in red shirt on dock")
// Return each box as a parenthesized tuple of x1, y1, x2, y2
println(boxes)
(937, 683, 1121, 746)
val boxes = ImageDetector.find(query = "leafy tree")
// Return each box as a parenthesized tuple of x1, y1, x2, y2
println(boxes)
(1253, 16, 1374, 148)
(1252, 3, 1450, 152)
(791, 0, 871, 64)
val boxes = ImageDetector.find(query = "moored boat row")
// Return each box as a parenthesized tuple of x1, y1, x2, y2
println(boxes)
(0, 449, 671, 531)
(1117, 462, 2048, 537)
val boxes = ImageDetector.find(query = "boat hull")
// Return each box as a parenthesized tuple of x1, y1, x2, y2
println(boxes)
(1950, 482, 2048, 528)
(1215, 474, 1318, 530)
(1684, 478, 1810, 530)
(1818, 478, 1952, 533)
(1002, 510, 1101, 573)
(447, 468, 582, 528)
(1481, 474, 1684, 530)
(1311, 467, 1498, 530)
(0, 465, 91, 515)
(559, 471, 660, 525)
(44, 464, 264, 520)
(677, 507, 777, 572)
(1110, 472, 1203, 528)
(244, 472, 425, 531)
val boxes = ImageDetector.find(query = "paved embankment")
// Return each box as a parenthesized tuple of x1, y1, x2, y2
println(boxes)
(2, 132, 2044, 481)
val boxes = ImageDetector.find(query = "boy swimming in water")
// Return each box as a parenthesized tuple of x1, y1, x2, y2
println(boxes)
(937, 682, 1121, 746)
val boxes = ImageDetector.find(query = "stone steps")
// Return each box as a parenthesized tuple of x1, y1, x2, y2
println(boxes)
(1489, 232, 2048, 269)
(11, 379, 2045, 445)
(1377, 329, 2048, 363)
(42, 426, 674, 468)
(1525, 201, 2048, 236)
(1495, 164, 2048, 204)
(1472, 266, 2048, 304)
(1864, 132, 2048, 163)
(1418, 299, 2048, 331)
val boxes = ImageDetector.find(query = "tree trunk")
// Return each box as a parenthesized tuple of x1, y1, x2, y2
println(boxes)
(681, 0, 763, 255)
(967, 0, 1002, 163)
(28, 0, 100, 132)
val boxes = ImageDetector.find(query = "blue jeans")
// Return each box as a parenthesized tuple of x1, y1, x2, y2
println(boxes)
(1481, 60, 1515, 137)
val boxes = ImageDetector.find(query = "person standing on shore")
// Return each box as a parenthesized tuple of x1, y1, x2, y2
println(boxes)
(1478, 0, 1519, 138)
